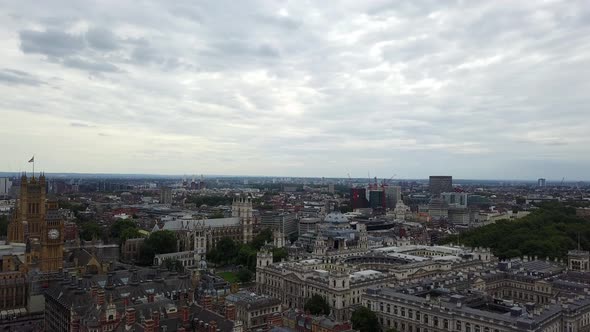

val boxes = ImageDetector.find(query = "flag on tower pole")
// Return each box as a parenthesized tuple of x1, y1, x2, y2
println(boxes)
(28, 155, 35, 177)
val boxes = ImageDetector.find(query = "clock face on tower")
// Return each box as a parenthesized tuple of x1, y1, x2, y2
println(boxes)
(48, 229, 60, 240)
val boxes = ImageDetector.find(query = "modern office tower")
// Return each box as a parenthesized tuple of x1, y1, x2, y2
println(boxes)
(429, 176, 452, 197)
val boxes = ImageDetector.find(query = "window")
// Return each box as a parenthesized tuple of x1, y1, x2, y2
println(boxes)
(424, 314, 429, 324)
(433, 316, 438, 327)
(416, 311, 420, 321)
(387, 304, 391, 313)
(456, 321, 462, 330)
(444, 319, 448, 329)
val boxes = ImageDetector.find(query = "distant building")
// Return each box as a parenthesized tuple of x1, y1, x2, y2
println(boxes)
(428, 198, 448, 220)
(0, 178, 12, 196)
(369, 190, 386, 210)
(350, 188, 369, 210)
(441, 192, 468, 208)
(429, 176, 452, 197)
(261, 212, 298, 237)
(159, 186, 172, 205)
(328, 183, 335, 194)
(384, 186, 401, 209)
(538, 178, 547, 187)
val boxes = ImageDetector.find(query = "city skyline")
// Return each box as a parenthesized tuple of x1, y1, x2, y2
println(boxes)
(1, 1, 590, 179)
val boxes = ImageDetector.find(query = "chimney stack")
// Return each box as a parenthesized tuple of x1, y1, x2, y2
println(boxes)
(97, 289, 105, 306)
(152, 310, 160, 329)
(144, 319, 155, 332)
(203, 295, 212, 310)
(181, 305, 189, 325)
(126, 308, 136, 326)
(225, 304, 236, 321)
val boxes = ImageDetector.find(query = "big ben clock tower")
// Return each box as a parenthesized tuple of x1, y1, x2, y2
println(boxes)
(40, 200, 64, 273)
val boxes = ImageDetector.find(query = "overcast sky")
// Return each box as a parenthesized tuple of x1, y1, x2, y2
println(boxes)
(1, 1, 589, 180)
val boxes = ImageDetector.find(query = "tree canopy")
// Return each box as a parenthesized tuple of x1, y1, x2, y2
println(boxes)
(80, 222, 101, 241)
(237, 268, 253, 282)
(351, 307, 380, 332)
(443, 202, 590, 259)
(304, 294, 330, 316)
(110, 219, 138, 238)
(138, 230, 177, 265)
(206, 227, 280, 272)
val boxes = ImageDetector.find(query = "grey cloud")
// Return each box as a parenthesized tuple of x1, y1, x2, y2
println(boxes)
(85, 27, 119, 51)
(62, 57, 120, 72)
(0, 69, 45, 86)
(2, 0, 590, 178)
(19, 29, 85, 57)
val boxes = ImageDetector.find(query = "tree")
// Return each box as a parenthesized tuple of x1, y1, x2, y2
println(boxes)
(208, 211, 225, 219)
(120, 227, 142, 243)
(138, 230, 177, 265)
(442, 202, 589, 260)
(237, 268, 253, 282)
(80, 222, 101, 241)
(207, 237, 239, 265)
(304, 294, 330, 315)
(251, 228, 272, 250)
(110, 219, 138, 239)
(145, 230, 177, 254)
(351, 307, 380, 332)
(272, 248, 288, 262)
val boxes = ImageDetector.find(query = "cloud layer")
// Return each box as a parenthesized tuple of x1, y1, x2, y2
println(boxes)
(1, 0, 589, 179)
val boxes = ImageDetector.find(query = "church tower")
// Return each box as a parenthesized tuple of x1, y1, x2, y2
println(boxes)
(233, 196, 254, 244)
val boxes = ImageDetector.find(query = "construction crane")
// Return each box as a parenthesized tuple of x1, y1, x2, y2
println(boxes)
(561, 177, 565, 186)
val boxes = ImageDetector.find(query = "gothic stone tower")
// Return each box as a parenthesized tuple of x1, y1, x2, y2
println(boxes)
(40, 200, 64, 272)
(8, 173, 64, 273)
(8, 173, 47, 242)
(232, 197, 254, 244)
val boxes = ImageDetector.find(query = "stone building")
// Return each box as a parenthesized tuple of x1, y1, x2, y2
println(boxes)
(225, 291, 282, 331)
(153, 197, 259, 261)
(364, 258, 590, 332)
(256, 241, 494, 321)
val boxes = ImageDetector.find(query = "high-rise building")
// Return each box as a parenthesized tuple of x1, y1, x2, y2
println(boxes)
(350, 188, 369, 210)
(0, 177, 12, 196)
(429, 176, 452, 197)
(384, 186, 401, 209)
(538, 178, 546, 187)
(441, 192, 468, 208)
(369, 190, 386, 210)
(159, 186, 172, 204)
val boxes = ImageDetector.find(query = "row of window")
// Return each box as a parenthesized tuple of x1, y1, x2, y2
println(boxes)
(371, 301, 502, 332)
